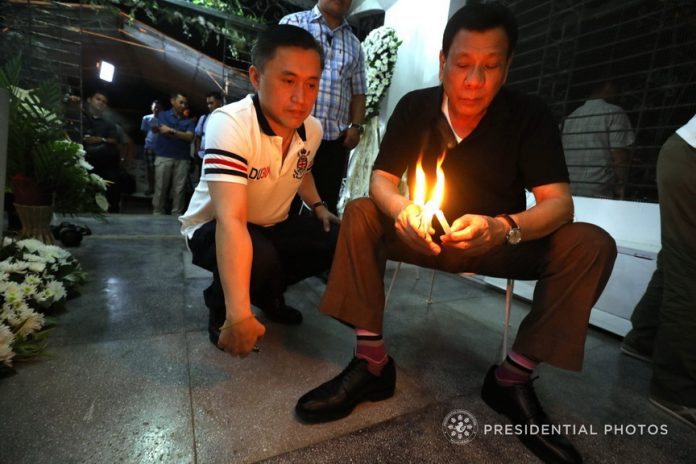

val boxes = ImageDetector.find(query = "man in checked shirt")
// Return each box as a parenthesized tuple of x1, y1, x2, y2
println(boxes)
(281, 0, 367, 215)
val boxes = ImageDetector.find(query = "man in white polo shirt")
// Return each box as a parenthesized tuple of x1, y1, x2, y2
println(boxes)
(180, 24, 339, 356)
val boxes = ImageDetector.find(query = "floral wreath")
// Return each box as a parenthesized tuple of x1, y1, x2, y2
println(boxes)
(363, 26, 403, 120)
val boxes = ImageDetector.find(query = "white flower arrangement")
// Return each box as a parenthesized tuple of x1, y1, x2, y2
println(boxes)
(0, 237, 87, 369)
(362, 26, 403, 120)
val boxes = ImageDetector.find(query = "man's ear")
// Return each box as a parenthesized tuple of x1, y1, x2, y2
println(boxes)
(249, 65, 261, 90)
(502, 55, 513, 84)
(438, 50, 446, 82)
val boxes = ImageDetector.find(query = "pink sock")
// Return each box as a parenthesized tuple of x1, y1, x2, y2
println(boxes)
(495, 351, 539, 386)
(355, 329, 388, 376)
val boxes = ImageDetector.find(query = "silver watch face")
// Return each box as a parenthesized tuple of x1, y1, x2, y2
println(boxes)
(507, 228, 522, 245)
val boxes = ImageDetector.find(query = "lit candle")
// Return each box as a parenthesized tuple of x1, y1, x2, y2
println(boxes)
(412, 153, 449, 235)
(435, 209, 451, 234)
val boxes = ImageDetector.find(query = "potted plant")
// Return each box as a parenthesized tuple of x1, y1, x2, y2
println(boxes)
(1, 56, 108, 242)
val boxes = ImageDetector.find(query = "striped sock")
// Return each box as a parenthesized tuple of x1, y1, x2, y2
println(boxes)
(355, 329, 388, 376)
(495, 351, 539, 386)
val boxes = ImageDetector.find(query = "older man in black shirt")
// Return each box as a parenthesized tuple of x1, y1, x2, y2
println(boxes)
(295, 3, 617, 463)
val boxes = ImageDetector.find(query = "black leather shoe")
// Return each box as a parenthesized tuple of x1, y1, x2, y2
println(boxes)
(296, 357, 396, 423)
(481, 365, 582, 464)
(255, 299, 303, 325)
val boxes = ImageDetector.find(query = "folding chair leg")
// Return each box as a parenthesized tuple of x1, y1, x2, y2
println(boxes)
(426, 269, 436, 305)
(500, 278, 514, 363)
(384, 261, 401, 309)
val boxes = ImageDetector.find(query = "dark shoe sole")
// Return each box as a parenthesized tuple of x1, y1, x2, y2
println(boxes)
(295, 386, 395, 423)
(620, 344, 652, 363)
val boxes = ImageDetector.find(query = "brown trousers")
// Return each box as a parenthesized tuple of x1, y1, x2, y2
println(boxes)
(320, 198, 617, 371)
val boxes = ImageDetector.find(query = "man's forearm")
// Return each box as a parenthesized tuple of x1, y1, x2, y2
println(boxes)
(173, 130, 194, 142)
(349, 94, 366, 124)
(611, 148, 630, 197)
(369, 171, 410, 220)
(297, 173, 322, 207)
(215, 218, 254, 323)
(514, 194, 574, 241)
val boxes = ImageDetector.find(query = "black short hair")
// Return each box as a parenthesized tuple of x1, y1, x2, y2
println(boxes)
(170, 92, 186, 100)
(87, 89, 109, 100)
(206, 91, 223, 102)
(251, 24, 324, 71)
(151, 99, 161, 106)
(442, 1, 518, 57)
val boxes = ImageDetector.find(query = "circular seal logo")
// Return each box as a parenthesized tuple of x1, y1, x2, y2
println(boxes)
(442, 409, 478, 445)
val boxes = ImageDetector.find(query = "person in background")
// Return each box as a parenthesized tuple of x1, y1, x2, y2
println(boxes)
(280, 0, 366, 214)
(622, 113, 696, 430)
(191, 91, 225, 187)
(152, 93, 195, 215)
(294, 4, 617, 464)
(194, 91, 224, 160)
(179, 25, 340, 355)
(81, 89, 121, 212)
(140, 100, 161, 195)
(561, 80, 635, 199)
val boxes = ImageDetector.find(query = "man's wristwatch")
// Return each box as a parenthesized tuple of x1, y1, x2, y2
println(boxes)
(497, 214, 522, 245)
(348, 122, 364, 134)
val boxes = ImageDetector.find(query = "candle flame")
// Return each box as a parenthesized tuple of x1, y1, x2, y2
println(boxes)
(429, 154, 446, 211)
(413, 156, 427, 207)
(411, 153, 447, 231)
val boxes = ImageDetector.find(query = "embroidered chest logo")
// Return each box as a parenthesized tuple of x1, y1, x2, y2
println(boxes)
(293, 148, 310, 179)
(249, 166, 270, 180)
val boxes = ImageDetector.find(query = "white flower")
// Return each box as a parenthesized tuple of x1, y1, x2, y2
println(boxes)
(1, 282, 23, 306)
(0, 323, 15, 367)
(19, 282, 37, 299)
(78, 158, 94, 170)
(15, 309, 45, 337)
(27, 261, 47, 274)
(23, 253, 46, 263)
(16, 238, 47, 253)
(1, 302, 23, 327)
(0, 260, 29, 273)
(22, 274, 41, 286)
(46, 280, 67, 301)
(90, 173, 108, 189)
(34, 287, 55, 304)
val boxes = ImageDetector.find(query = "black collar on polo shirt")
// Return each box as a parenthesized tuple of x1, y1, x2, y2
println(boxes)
(435, 85, 512, 146)
(252, 94, 307, 142)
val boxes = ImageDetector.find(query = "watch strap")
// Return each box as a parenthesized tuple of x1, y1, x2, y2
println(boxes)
(311, 200, 328, 210)
(497, 214, 518, 231)
(348, 123, 364, 134)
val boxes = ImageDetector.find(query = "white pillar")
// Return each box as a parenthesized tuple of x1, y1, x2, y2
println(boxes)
(382, 0, 469, 119)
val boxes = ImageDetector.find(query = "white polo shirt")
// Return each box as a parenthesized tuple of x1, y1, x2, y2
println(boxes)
(179, 94, 323, 238)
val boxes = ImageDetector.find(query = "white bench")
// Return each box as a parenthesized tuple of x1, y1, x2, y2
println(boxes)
(478, 196, 660, 336)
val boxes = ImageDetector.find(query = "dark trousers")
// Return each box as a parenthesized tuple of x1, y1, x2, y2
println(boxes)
(320, 198, 617, 371)
(624, 134, 696, 406)
(188, 215, 339, 314)
(311, 137, 350, 215)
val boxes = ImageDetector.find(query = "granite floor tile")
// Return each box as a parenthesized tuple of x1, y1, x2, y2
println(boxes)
(0, 334, 194, 464)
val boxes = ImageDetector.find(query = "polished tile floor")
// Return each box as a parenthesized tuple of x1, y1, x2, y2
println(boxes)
(1, 214, 693, 463)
